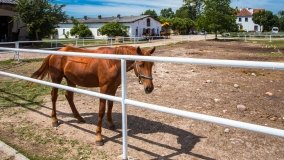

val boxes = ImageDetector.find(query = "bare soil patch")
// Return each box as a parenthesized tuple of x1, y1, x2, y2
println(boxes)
(0, 40, 284, 160)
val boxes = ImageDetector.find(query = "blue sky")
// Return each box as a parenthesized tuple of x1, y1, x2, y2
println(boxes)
(53, 0, 284, 18)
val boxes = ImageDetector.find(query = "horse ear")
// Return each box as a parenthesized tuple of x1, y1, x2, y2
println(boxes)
(137, 46, 143, 55)
(150, 47, 155, 55)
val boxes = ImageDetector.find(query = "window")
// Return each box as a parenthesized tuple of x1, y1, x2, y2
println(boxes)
(239, 18, 242, 22)
(135, 27, 138, 36)
(245, 18, 248, 22)
(147, 18, 151, 27)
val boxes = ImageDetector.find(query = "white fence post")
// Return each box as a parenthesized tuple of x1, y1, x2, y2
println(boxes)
(269, 35, 272, 42)
(75, 39, 78, 47)
(121, 59, 128, 160)
(14, 41, 20, 61)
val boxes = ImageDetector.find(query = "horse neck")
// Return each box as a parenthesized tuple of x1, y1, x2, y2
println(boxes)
(111, 47, 136, 71)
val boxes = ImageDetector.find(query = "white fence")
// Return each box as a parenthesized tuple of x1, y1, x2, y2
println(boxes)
(0, 47, 284, 159)
(0, 36, 170, 50)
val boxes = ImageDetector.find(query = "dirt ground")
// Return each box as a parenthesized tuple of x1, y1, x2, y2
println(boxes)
(0, 40, 284, 160)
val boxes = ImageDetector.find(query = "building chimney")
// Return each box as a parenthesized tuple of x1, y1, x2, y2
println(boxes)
(98, 15, 102, 19)
(117, 14, 121, 19)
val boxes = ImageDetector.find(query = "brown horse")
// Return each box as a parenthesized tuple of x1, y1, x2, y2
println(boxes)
(31, 45, 155, 145)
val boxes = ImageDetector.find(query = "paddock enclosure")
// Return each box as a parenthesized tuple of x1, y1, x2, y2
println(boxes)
(0, 40, 284, 159)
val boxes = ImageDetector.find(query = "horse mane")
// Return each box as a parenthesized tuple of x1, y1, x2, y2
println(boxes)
(113, 46, 137, 56)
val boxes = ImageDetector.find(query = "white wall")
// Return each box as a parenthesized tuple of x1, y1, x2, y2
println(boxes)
(57, 17, 162, 39)
(236, 16, 262, 32)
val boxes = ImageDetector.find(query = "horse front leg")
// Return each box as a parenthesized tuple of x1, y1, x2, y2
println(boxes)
(96, 98, 106, 146)
(107, 100, 115, 130)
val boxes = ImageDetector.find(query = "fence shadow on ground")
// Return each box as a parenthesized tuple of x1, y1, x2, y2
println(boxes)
(0, 90, 214, 160)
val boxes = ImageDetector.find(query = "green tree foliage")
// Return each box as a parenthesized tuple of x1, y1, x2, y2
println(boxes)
(253, 10, 279, 32)
(16, 0, 67, 40)
(142, 9, 158, 19)
(160, 8, 175, 18)
(98, 22, 128, 37)
(197, 0, 237, 39)
(70, 19, 93, 38)
(278, 10, 284, 31)
(176, 6, 191, 19)
(183, 0, 204, 19)
(171, 18, 195, 35)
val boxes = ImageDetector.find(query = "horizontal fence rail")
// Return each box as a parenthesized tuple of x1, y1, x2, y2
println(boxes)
(0, 47, 284, 159)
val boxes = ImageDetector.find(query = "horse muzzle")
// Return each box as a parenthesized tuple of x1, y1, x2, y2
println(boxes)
(144, 86, 154, 94)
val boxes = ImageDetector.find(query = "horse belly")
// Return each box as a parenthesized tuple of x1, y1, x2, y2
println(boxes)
(64, 62, 100, 87)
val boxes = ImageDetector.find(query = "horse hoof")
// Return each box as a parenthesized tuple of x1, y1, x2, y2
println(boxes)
(78, 118, 86, 123)
(109, 125, 115, 130)
(52, 121, 59, 127)
(95, 141, 104, 146)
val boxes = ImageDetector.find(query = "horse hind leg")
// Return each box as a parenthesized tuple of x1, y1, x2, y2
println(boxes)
(65, 79, 85, 123)
(51, 87, 59, 127)
(50, 75, 63, 127)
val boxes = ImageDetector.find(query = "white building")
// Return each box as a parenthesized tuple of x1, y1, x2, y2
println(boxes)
(236, 8, 264, 32)
(57, 15, 162, 39)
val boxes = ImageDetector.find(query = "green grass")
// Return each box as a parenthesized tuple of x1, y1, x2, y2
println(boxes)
(264, 40, 284, 48)
(0, 123, 93, 160)
(248, 40, 284, 48)
(0, 80, 51, 108)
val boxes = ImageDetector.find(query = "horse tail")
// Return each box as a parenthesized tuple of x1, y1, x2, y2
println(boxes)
(31, 55, 51, 80)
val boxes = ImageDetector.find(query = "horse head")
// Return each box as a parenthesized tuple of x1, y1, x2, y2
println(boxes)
(134, 46, 155, 94)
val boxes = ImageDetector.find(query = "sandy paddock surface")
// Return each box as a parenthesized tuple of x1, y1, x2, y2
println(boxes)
(0, 40, 284, 160)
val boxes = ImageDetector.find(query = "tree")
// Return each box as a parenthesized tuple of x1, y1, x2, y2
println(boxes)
(197, 0, 237, 39)
(160, 8, 175, 18)
(171, 18, 195, 35)
(175, 6, 191, 19)
(16, 0, 67, 40)
(142, 9, 158, 19)
(98, 22, 128, 37)
(253, 10, 278, 31)
(279, 10, 284, 31)
(70, 19, 93, 38)
(183, 0, 204, 19)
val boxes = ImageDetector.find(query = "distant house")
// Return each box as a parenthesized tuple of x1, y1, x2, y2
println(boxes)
(57, 15, 162, 39)
(0, 0, 28, 41)
(236, 8, 264, 32)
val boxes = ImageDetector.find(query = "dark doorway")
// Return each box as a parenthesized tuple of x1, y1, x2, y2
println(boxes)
(0, 16, 13, 42)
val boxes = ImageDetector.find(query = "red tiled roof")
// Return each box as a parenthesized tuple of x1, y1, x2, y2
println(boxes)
(237, 9, 252, 16)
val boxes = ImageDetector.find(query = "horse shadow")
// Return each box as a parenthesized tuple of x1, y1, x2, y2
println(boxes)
(68, 112, 214, 160)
